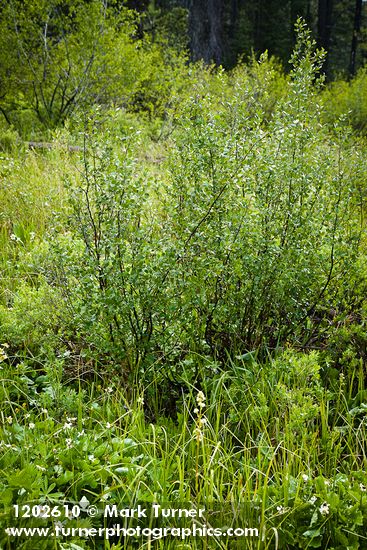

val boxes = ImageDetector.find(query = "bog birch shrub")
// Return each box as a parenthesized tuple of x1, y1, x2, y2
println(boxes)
(60, 22, 364, 381)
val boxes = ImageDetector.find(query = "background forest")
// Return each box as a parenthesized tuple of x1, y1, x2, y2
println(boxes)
(1, 1, 367, 549)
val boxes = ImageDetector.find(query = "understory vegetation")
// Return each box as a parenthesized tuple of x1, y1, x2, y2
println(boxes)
(1, 18, 367, 550)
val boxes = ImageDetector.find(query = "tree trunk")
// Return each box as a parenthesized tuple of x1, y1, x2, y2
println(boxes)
(317, 0, 333, 76)
(188, 0, 207, 62)
(188, 0, 223, 64)
(349, 0, 363, 76)
(230, 0, 239, 36)
(207, 0, 223, 64)
(254, 0, 263, 53)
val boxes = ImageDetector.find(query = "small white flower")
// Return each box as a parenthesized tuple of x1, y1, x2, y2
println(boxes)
(88, 454, 95, 462)
(359, 483, 367, 492)
(105, 387, 113, 394)
(36, 465, 46, 472)
(28, 423, 35, 429)
(319, 502, 330, 515)
(6, 416, 13, 424)
(66, 417, 76, 423)
(41, 408, 48, 414)
(106, 422, 112, 429)
(199, 417, 207, 426)
(302, 474, 309, 482)
(324, 480, 330, 486)
(63, 422, 73, 430)
(196, 391, 206, 404)
(65, 438, 73, 449)
(193, 427, 203, 442)
(193, 408, 199, 414)
(309, 496, 317, 505)
(77, 430, 85, 437)
(137, 396, 144, 405)
(276, 506, 285, 514)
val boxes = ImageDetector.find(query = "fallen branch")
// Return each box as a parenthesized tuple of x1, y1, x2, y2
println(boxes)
(27, 141, 82, 152)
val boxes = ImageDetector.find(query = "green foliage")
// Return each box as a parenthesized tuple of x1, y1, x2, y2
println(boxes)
(55, 127, 160, 376)
(0, 350, 367, 549)
(163, 23, 361, 355)
(0, 279, 67, 364)
(50, 24, 365, 387)
(0, 145, 74, 312)
(0, 126, 20, 153)
(0, 0, 189, 134)
(222, 351, 323, 443)
(230, 52, 287, 124)
(1, 19, 367, 550)
(141, 4, 189, 53)
(322, 67, 367, 135)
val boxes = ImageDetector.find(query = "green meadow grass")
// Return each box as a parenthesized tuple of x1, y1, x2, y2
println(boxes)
(0, 347, 366, 549)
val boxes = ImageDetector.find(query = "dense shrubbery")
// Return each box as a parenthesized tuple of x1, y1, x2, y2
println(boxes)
(0, 0, 190, 135)
(322, 67, 367, 135)
(48, 24, 366, 387)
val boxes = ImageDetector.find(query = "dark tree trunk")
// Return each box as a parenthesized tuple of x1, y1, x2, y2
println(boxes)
(317, 0, 333, 75)
(189, 0, 208, 62)
(208, 0, 223, 64)
(349, 0, 363, 76)
(189, 0, 223, 64)
(230, 0, 239, 35)
(254, 0, 263, 53)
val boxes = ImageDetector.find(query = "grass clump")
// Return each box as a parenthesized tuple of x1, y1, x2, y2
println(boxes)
(0, 351, 366, 549)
